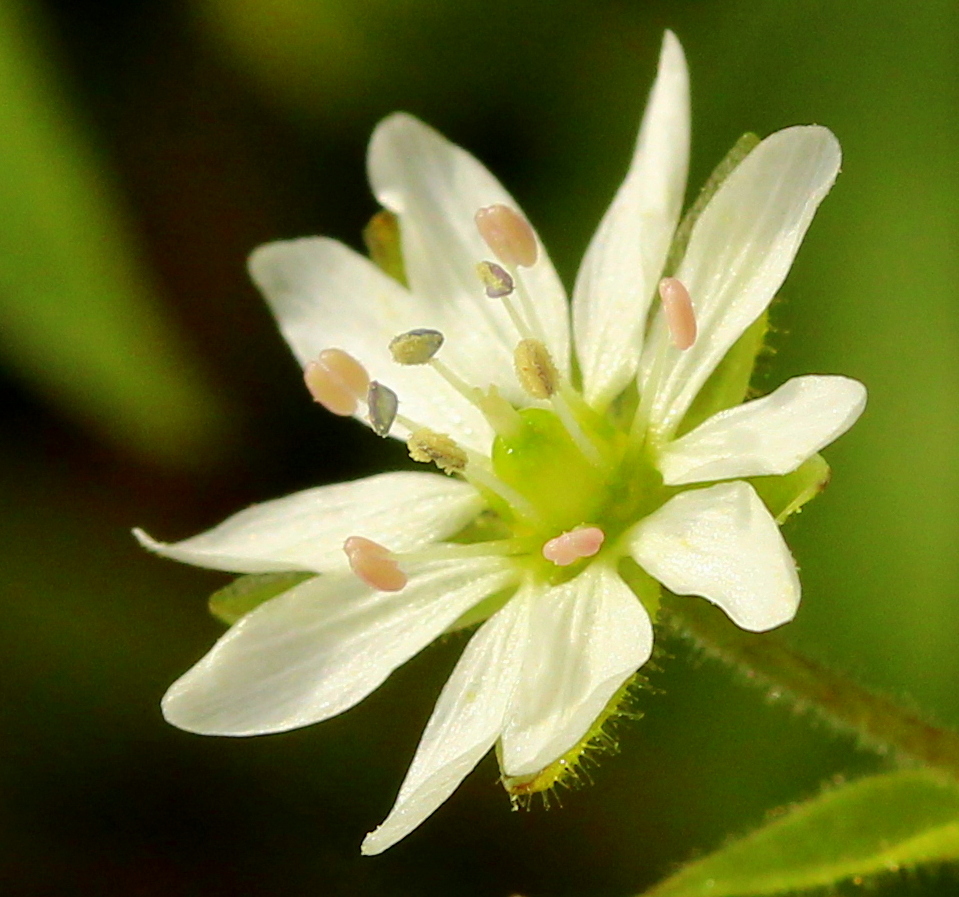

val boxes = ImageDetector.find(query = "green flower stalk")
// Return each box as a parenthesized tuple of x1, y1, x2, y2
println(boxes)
(136, 31, 866, 854)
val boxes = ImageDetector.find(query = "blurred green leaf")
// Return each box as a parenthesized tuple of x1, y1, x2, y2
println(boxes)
(643, 769, 959, 897)
(0, 0, 229, 467)
(209, 571, 315, 625)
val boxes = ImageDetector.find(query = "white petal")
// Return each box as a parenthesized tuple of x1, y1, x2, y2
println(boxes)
(361, 592, 529, 855)
(499, 566, 653, 778)
(162, 556, 518, 736)
(659, 375, 867, 485)
(641, 126, 842, 439)
(368, 113, 570, 390)
(135, 471, 483, 574)
(572, 31, 690, 408)
(249, 237, 492, 452)
(629, 481, 800, 632)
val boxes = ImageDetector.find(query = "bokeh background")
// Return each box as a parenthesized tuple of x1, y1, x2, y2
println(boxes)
(2, 0, 957, 894)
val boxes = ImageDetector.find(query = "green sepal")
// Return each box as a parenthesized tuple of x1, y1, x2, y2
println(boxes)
(209, 571, 315, 625)
(677, 311, 769, 438)
(363, 209, 407, 286)
(640, 769, 959, 897)
(500, 673, 642, 802)
(665, 132, 761, 277)
(751, 453, 831, 524)
(444, 585, 515, 635)
(617, 556, 662, 621)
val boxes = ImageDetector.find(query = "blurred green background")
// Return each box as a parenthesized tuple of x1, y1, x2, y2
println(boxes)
(1, 0, 957, 894)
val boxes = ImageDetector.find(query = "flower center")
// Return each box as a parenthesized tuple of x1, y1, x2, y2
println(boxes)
(308, 203, 694, 589)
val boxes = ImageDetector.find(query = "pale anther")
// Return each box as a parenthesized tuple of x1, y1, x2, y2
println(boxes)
(514, 338, 559, 400)
(407, 428, 468, 475)
(542, 527, 605, 567)
(343, 536, 408, 592)
(476, 260, 515, 298)
(475, 204, 539, 268)
(389, 329, 444, 365)
(659, 276, 697, 351)
(303, 348, 370, 416)
(367, 381, 399, 437)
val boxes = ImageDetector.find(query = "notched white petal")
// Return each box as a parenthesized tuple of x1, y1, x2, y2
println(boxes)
(660, 375, 867, 485)
(367, 113, 569, 386)
(572, 30, 690, 408)
(162, 556, 518, 737)
(249, 236, 492, 451)
(499, 566, 652, 778)
(642, 125, 842, 439)
(361, 593, 529, 855)
(629, 481, 800, 632)
(134, 472, 483, 574)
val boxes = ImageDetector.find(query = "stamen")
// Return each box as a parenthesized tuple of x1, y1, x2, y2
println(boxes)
(475, 386, 522, 439)
(404, 424, 540, 522)
(367, 381, 399, 437)
(476, 261, 515, 298)
(343, 536, 408, 592)
(542, 527, 605, 566)
(389, 329, 444, 365)
(515, 339, 602, 465)
(407, 428, 469, 475)
(475, 204, 539, 268)
(514, 338, 559, 400)
(659, 277, 697, 351)
(303, 348, 370, 416)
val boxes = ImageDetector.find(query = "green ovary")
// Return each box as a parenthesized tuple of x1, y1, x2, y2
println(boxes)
(490, 408, 668, 577)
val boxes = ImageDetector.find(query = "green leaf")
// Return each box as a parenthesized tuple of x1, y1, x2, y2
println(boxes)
(209, 571, 315, 625)
(642, 769, 959, 897)
(0, 0, 229, 467)
(677, 311, 769, 438)
(751, 453, 831, 523)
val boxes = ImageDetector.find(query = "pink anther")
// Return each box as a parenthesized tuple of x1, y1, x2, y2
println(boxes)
(343, 536, 408, 592)
(542, 526, 605, 567)
(304, 348, 370, 416)
(474, 204, 539, 268)
(659, 277, 697, 351)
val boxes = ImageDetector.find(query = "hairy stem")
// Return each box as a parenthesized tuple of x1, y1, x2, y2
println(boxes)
(662, 593, 959, 780)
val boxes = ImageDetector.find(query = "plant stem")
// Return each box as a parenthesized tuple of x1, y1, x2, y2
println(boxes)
(662, 593, 959, 781)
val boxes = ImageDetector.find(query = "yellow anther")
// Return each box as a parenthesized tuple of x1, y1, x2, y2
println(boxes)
(389, 329, 445, 365)
(476, 261, 515, 298)
(475, 204, 539, 268)
(303, 348, 370, 416)
(407, 429, 468, 475)
(514, 338, 559, 400)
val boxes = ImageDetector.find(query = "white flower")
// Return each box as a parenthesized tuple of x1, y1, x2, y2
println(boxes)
(137, 32, 866, 855)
